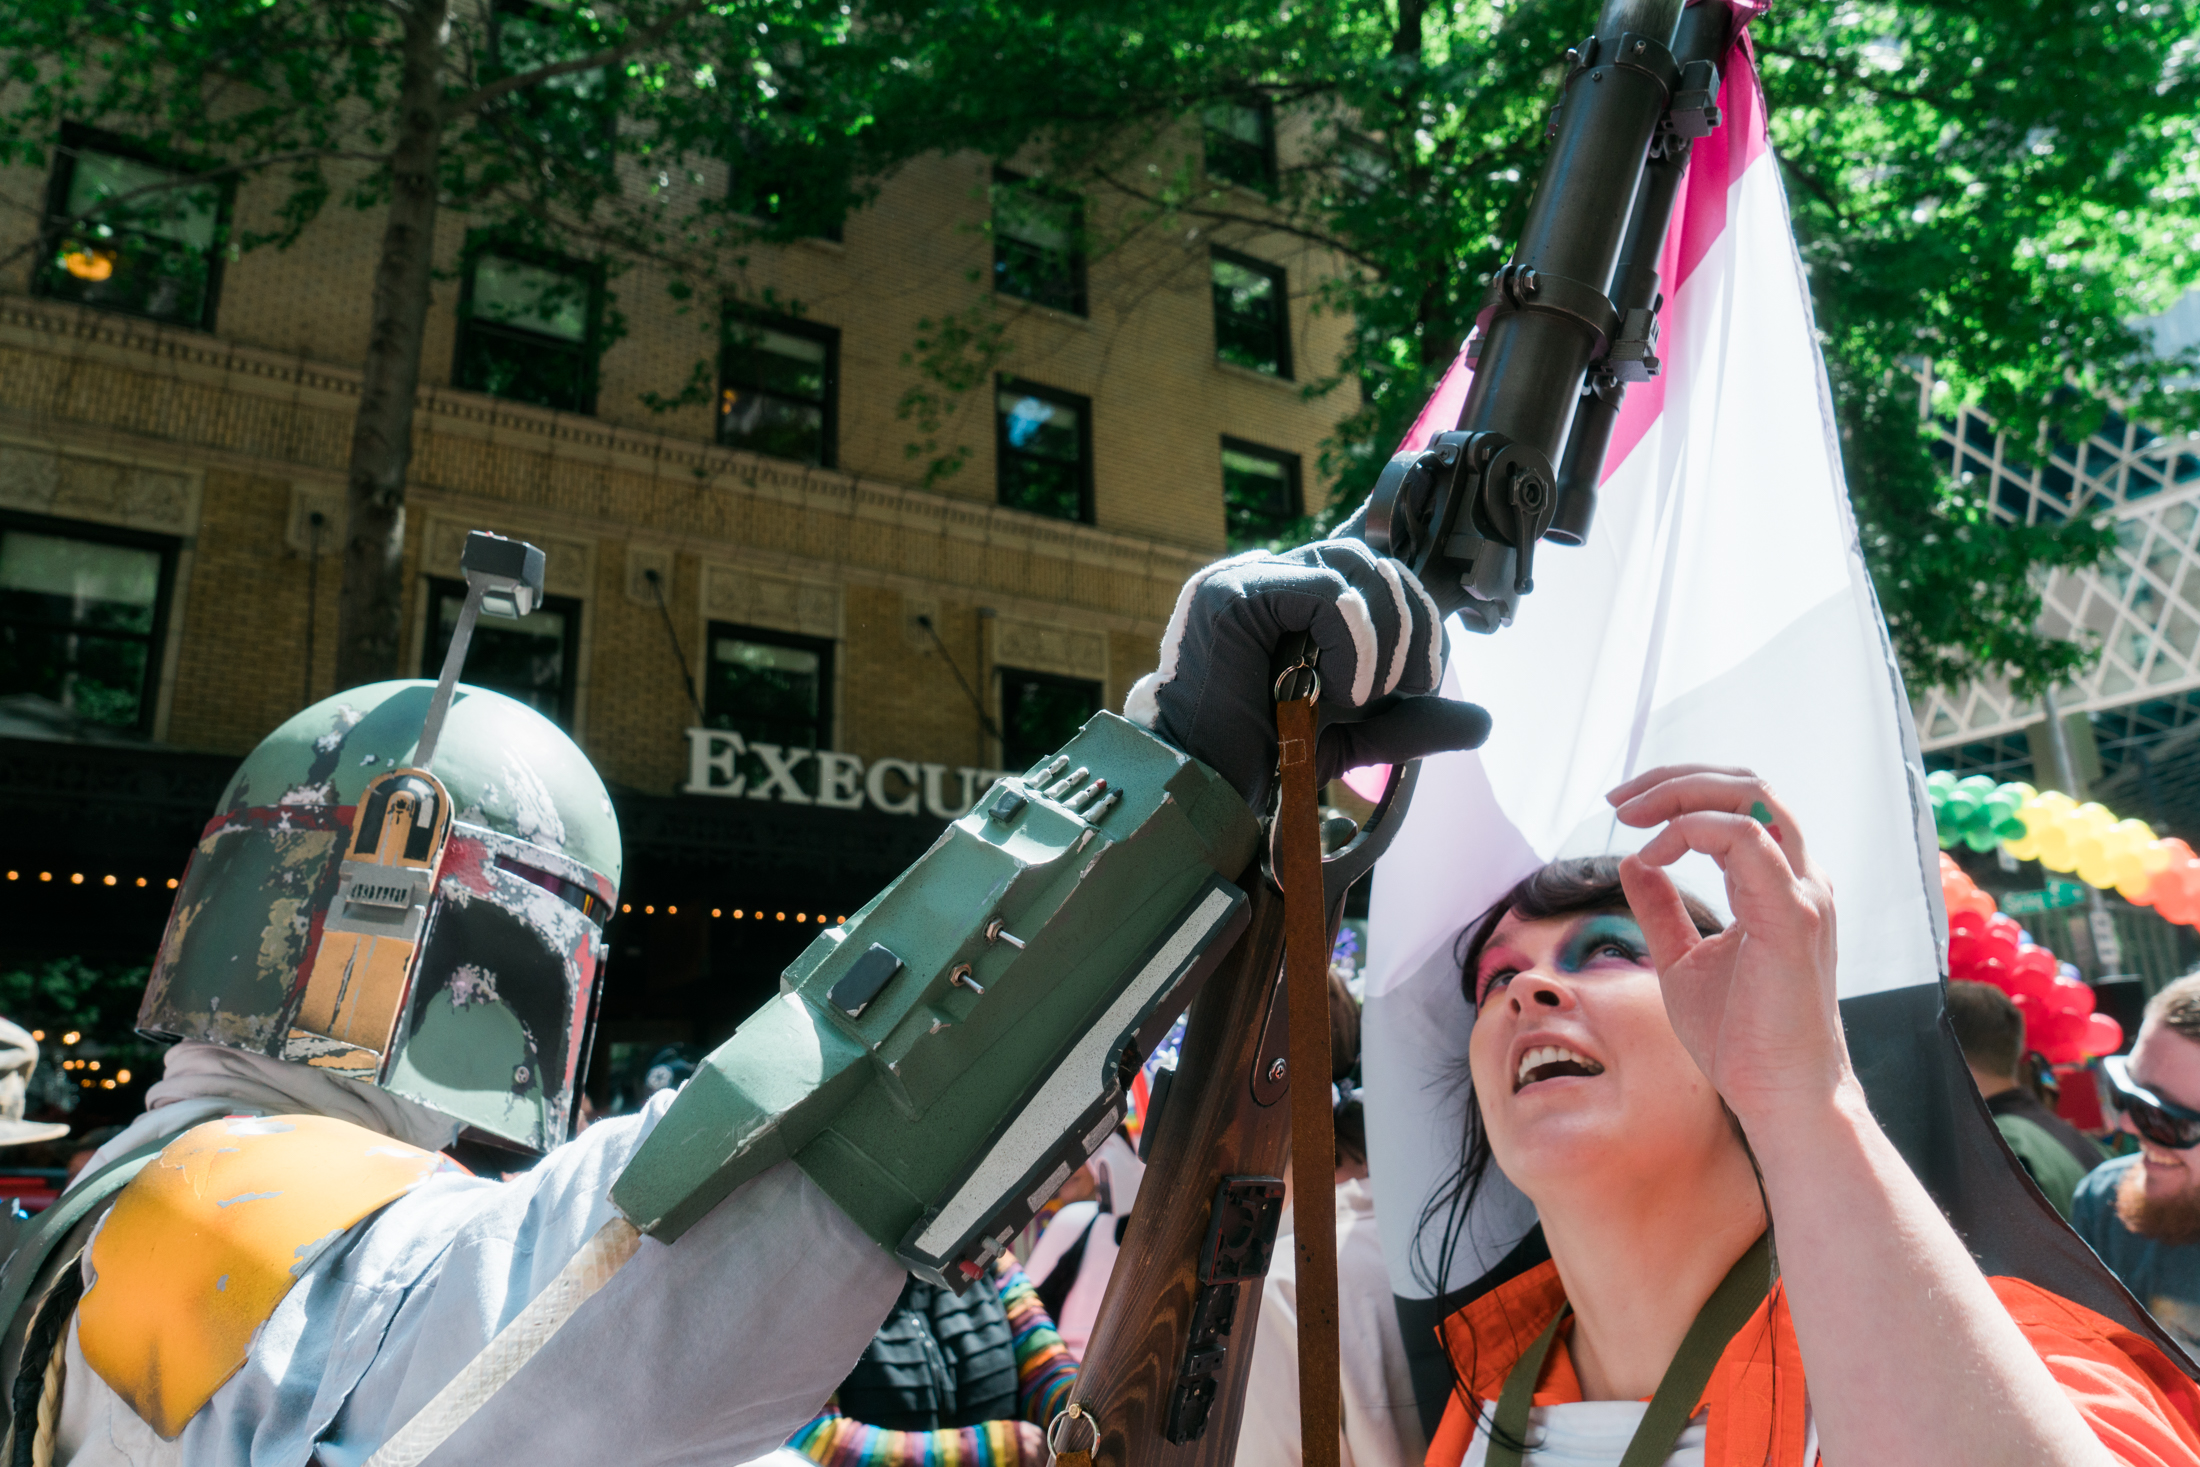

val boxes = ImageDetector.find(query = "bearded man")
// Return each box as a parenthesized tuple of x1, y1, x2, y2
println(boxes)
(2075, 973, 2200, 1347)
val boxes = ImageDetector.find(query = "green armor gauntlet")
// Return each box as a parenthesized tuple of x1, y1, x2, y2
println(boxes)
(612, 712, 1259, 1287)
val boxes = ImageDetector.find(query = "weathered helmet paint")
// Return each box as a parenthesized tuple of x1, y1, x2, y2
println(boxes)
(139, 681, 621, 1153)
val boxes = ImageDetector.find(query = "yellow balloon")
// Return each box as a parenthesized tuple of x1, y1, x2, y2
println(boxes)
(2120, 877, 2158, 904)
(2142, 839, 2175, 874)
(2077, 858, 2120, 890)
(2108, 853, 2149, 890)
(2022, 792, 2077, 839)
(2078, 802, 2118, 836)
(2004, 833, 2044, 862)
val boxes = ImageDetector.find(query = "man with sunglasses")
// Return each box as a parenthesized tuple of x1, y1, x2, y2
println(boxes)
(2075, 974, 2200, 1348)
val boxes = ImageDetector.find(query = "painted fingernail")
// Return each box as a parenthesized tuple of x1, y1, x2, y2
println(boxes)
(1751, 800, 1784, 843)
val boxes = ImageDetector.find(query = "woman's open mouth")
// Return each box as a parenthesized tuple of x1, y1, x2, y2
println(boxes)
(1515, 1044, 1605, 1093)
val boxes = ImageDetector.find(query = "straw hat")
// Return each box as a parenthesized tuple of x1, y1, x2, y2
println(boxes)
(0, 1020, 73, 1147)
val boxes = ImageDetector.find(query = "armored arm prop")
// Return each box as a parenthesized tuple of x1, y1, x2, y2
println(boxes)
(611, 712, 1261, 1287)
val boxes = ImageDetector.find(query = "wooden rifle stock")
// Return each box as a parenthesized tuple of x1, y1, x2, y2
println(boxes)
(1071, 876, 1293, 1467)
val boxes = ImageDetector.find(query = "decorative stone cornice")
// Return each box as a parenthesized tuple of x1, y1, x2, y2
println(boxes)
(0, 293, 1219, 611)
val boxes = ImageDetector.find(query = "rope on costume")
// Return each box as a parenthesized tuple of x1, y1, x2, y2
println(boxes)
(363, 1216, 642, 1467)
(29, 1321, 62, 1467)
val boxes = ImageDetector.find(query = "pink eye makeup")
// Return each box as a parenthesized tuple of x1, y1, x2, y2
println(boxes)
(1475, 912, 1649, 1005)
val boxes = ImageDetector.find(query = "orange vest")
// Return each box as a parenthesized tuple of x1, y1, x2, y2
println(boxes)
(1425, 1259, 2200, 1467)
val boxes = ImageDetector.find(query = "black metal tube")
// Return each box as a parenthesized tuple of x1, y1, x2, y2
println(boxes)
(1546, 0, 1739, 546)
(1452, 3, 1686, 460)
(1598, 0, 1687, 32)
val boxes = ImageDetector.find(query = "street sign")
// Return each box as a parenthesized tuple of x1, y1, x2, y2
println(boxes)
(2000, 880, 2087, 916)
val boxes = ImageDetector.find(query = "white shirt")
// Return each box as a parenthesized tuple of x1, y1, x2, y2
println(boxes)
(1233, 1176, 1428, 1467)
(54, 1076, 904, 1466)
(1458, 1404, 1707, 1467)
(1453, 1401, 1818, 1467)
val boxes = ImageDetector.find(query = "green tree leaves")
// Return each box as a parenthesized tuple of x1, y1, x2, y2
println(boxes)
(880, 0, 2199, 695)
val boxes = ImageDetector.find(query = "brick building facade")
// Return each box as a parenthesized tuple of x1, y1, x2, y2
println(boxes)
(0, 119, 1356, 1088)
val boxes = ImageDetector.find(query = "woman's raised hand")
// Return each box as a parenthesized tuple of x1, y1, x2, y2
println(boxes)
(1606, 764, 1849, 1134)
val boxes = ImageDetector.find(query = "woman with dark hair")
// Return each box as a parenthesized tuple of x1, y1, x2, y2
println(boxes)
(1423, 764, 2200, 1467)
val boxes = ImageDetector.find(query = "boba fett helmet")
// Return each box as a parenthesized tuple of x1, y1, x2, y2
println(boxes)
(138, 533, 620, 1153)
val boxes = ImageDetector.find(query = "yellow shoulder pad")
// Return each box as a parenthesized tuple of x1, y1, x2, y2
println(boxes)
(77, 1113, 454, 1439)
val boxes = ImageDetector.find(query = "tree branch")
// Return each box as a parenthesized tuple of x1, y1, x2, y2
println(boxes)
(1088, 168, 1387, 273)
(445, 0, 711, 117)
(1753, 41, 1958, 108)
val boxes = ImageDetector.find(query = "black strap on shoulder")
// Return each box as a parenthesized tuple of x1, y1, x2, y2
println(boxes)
(6, 1262, 82, 1467)
(0, 1137, 171, 1446)
(1483, 1232, 1773, 1467)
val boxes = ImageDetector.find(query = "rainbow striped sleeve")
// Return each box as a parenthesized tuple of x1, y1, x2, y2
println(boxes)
(994, 1251, 1079, 1425)
(787, 1409, 1035, 1467)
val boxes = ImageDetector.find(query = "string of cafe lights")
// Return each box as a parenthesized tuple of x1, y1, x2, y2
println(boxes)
(20, 1028, 134, 1091)
(618, 903, 849, 925)
(3, 868, 847, 929)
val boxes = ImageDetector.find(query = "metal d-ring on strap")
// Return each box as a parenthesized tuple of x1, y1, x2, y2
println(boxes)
(1046, 1403, 1100, 1467)
(1483, 1231, 1773, 1467)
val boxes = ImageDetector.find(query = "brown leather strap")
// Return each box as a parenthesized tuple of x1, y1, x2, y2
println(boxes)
(1274, 688, 1340, 1467)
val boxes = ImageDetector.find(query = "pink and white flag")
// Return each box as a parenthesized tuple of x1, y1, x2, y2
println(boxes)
(1359, 23, 1946, 1303)
(1358, 15, 2177, 1398)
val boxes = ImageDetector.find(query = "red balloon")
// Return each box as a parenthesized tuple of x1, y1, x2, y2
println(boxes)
(2045, 975, 2095, 1018)
(2029, 1007, 2085, 1066)
(1987, 913, 2023, 944)
(1982, 930, 2021, 969)
(2082, 1013, 2124, 1056)
(1971, 955, 2012, 992)
(1948, 909, 1986, 941)
(2003, 958, 2054, 1004)
(1948, 932, 1985, 974)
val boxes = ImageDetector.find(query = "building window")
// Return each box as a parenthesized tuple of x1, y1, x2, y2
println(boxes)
(485, 0, 615, 167)
(38, 125, 226, 331)
(0, 514, 176, 733)
(1203, 98, 1277, 194)
(729, 133, 847, 243)
(453, 242, 601, 414)
(423, 577, 580, 726)
(1000, 669, 1101, 773)
(720, 314, 838, 468)
(1221, 439, 1304, 548)
(706, 626, 834, 792)
(1212, 249, 1292, 379)
(993, 170, 1085, 316)
(996, 380, 1094, 524)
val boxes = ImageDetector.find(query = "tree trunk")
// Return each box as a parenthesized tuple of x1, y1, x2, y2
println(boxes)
(334, 0, 450, 689)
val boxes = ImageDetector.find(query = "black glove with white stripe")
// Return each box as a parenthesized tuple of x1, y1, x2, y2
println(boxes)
(1124, 539, 1492, 813)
